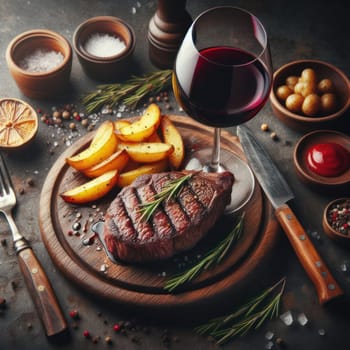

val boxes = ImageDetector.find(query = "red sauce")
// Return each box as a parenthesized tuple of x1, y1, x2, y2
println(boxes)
(306, 142, 350, 177)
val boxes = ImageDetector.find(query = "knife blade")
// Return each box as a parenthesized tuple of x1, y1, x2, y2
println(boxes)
(237, 124, 343, 305)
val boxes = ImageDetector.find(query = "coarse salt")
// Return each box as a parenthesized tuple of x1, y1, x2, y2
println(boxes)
(84, 33, 126, 58)
(19, 49, 64, 73)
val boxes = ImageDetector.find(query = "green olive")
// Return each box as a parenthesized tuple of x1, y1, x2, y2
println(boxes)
(276, 85, 293, 101)
(302, 93, 321, 116)
(285, 93, 304, 113)
(321, 93, 338, 114)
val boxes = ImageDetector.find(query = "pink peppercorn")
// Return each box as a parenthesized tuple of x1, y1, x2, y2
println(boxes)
(113, 324, 121, 332)
(69, 309, 79, 319)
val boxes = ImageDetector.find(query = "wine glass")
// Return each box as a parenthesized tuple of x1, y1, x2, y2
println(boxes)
(172, 6, 273, 213)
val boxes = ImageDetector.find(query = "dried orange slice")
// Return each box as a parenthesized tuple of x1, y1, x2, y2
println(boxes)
(0, 98, 38, 149)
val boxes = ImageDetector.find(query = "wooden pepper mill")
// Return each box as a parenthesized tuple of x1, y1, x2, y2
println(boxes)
(148, 0, 192, 69)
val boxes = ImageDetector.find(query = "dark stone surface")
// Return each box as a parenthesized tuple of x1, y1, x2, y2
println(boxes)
(0, 0, 349, 349)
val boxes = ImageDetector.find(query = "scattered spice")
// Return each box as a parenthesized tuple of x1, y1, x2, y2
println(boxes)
(270, 131, 278, 141)
(113, 323, 121, 332)
(261, 123, 269, 131)
(69, 309, 80, 319)
(0, 297, 6, 309)
(326, 199, 350, 236)
(83, 329, 91, 338)
(105, 336, 113, 344)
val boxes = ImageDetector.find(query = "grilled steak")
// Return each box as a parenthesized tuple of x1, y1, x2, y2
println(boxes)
(103, 171, 234, 263)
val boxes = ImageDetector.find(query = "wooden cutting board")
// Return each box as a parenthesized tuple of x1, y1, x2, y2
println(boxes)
(39, 115, 280, 320)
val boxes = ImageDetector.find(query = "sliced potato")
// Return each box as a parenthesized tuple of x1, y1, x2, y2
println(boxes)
(60, 170, 119, 204)
(117, 103, 161, 142)
(66, 120, 117, 170)
(117, 159, 168, 187)
(160, 116, 184, 169)
(114, 119, 131, 132)
(82, 149, 129, 178)
(118, 141, 174, 163)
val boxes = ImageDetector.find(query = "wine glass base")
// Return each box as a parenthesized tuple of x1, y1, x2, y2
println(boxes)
(185, 148, 255, 214)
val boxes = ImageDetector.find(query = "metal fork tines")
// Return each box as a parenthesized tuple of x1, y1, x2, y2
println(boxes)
(0, 153, 24, 247)
(0, 152, 67, 336)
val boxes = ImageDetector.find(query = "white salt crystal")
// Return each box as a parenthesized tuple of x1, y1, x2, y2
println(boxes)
(297, 313, 308, 326)
(280, 310, 293, 326)
(19, 49, 64, 73)
(265, 331, 274, 340)
(84, 33, 126, 58)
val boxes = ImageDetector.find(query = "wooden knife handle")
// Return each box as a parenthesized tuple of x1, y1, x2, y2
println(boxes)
(16, 242, 67, 336)
(275, 204, 343, 305)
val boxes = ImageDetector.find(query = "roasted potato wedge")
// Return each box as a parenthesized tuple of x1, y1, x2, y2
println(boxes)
(117, 159, 168, 187)
(114, 119, 131, 132)
(118, 141, 174, 163)
(60, 170, 119, 204)
(116, 103, 161, 142)
(66, 120, 117, 170)
(160, 115, 184, 169)
(82, 149, 129, 178)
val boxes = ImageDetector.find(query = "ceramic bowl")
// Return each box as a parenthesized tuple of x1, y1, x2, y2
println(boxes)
(6, 29, 72, 99)
(293, 130, 350, 192)
(270, 59, 350, 131)
(323, 198, 350, 245)
(73, 16, 136, 81)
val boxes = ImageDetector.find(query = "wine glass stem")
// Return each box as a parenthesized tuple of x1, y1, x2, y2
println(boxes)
(209, 127, 221, 172)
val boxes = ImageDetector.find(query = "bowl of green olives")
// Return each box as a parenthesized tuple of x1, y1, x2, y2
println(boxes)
(269, 59, 350, 131)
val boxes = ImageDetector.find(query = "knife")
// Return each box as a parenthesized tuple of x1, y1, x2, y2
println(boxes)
(237, 124, 343, 305)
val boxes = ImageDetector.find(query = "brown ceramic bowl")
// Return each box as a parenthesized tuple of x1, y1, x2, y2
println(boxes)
(73, 16, 136, 81)
(6, 29, 72, 99)
(293, 130, 350, 192)
(270, 60, 350, 131)
(323, 198, 350, 245)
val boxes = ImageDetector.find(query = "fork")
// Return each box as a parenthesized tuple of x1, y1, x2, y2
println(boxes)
(0, 153, 67, 337)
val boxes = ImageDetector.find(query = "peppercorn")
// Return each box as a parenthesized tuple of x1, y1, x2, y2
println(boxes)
(327, 199, 350, 236)
(69, 309, 79, 319)
(52, 111, 62, 119)
(270, 132, 278, 141)
(113, 323, 121, 332)
(261, 123, 269, 131)
(0, 297, 6, 309)
(62, 110, 71, 119)
(69, 122, 76, 130)
(105, 336, 113, 344)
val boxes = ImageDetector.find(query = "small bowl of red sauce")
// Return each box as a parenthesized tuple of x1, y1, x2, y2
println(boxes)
(294, 130, 350, 192)
(323, 198, 350, 245)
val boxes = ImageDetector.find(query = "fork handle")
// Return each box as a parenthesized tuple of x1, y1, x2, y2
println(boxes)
(15, 239, 67, 337)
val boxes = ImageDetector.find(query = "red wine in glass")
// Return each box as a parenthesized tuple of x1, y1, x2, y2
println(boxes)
(173, 46, 271, 127)
(173, 6, 273, 213)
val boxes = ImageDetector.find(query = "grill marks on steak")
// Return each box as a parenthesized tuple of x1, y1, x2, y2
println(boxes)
(103, 171, 234, 263)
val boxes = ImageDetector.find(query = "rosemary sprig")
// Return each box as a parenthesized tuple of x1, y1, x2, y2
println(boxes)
(195, 277, 286, 345)
(138, 173, 194, 223)
(164, 213, 245, 292)
(82, 69, 173, 113)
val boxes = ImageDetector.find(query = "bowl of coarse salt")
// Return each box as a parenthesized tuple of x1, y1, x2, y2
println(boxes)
(73, 16, 136, 81)
(6, 29, 73, 99)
